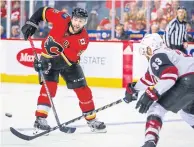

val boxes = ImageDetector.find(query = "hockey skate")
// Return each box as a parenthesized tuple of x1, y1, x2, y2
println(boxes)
(87, 119, 106, 133)
(142, 141, 156, 147)
(33, 117, 51, 135)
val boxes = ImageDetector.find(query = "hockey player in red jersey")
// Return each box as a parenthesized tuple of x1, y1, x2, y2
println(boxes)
(21, 7, 106, 133)
(123, 33, 194, 147)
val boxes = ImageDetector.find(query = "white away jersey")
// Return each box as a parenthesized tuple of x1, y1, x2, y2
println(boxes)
(135, 47, 194, 95)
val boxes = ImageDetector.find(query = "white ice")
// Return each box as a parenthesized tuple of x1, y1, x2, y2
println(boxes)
(0, 83, 194, 147)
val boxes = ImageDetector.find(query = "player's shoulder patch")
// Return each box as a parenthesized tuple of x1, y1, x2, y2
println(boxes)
(61, 13, 70, 19)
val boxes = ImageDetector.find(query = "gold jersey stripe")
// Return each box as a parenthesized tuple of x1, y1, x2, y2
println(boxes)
(42, 7, 48, 22)
(41, 52, 72, 66)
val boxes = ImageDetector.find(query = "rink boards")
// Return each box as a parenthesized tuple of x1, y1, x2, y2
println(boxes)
(1, 40, 194, 88)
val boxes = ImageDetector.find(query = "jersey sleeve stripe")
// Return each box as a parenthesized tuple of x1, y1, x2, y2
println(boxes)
(42, 7, 48, 22)
(159, 66, 178, 77)
(160, 76, 177, 82)
(140, 77, 153, 86)
(159, 66, 178, 82)
(161, 73, 178, 80)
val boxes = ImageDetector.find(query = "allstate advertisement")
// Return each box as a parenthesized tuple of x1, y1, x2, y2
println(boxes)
(79, 42, 123, 78)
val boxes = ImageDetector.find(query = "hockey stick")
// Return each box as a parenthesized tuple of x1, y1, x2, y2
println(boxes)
(28, 37, 76, 133)
(10, 98, 124, 141)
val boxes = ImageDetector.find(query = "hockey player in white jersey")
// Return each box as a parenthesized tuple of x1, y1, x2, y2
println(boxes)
(123, 33, 194, 147)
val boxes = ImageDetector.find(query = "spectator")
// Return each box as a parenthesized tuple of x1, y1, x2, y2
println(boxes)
(156, 8, 164, 21)
(128, 1, 139, 22)
(186, 23, 194, 42)
(0, 0, 6, 29)
(61, 6, 69, 14)
(153, 0, 161, 10)
(41, 22, 53, 37)
(190, 10, 194, 29)
(159, 19, 168, 32)
(163, 3, 174, 22)
(124, 22, 134, 31)
(151, 24, 159, 33)
(123, 12, 135, 31)
(179, 0, 194, 20)
(186, 22, 193, 32)
(86, 10, 99, 30)
(135, 20, 146, 31)
(0, 25, 6, 39)
(151, 8, 164, 22)
(151, 0, 161, 20)
(114, 24, 129, 40)
(34, 22, 48, 39)
(164, 6, 188, 53)
(99, 9, 119, 30)
(0, 1, 6, 18)
(171, 0, 180, 13)
(11, 1, 21, 25)
(96, 25, 103, 41)
(136, 9, 146, 21)
(123, 12, 129, 23)
(11, 25, 20, 38)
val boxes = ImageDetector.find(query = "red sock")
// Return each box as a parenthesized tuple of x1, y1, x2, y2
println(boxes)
(35, 81, 57, 118)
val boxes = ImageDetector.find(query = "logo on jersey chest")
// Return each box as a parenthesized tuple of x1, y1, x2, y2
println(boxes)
(44, 36, 64, 56)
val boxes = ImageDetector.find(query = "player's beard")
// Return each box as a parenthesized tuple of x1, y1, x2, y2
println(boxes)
(69, 22, 82, 34)
(73, 25, 81, 33)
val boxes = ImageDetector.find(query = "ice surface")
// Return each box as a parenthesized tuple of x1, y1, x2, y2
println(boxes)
(1, 83, 194, 147)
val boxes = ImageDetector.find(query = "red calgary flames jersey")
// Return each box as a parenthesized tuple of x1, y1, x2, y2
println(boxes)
(41, 7, 89, 63)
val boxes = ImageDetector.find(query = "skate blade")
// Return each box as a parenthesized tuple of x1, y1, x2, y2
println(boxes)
(91, 128, 107, 133)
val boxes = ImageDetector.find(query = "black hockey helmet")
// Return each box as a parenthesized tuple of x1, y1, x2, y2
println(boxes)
(72, 8, 88, 18)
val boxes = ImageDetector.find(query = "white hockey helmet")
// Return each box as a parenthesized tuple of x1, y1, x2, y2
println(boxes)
(139, 33, 164, 56)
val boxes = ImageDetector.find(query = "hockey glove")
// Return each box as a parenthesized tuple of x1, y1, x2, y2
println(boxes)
(135, 87, 160, 114)
(21, 20, 38, 40)
(123, 82, 138, 103)
(34, 56, 51, 74)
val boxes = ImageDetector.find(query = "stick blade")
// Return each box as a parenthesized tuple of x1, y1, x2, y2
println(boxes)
(10, 127, 33, 141)
(10, 127, 50, 141)
(60, 126, 76, 133)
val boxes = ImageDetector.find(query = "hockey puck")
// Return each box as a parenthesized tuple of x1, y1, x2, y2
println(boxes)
(5, 113, 12, 118)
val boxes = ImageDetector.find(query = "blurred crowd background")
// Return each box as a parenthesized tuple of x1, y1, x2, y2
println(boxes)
(1, 0, 194, 42)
